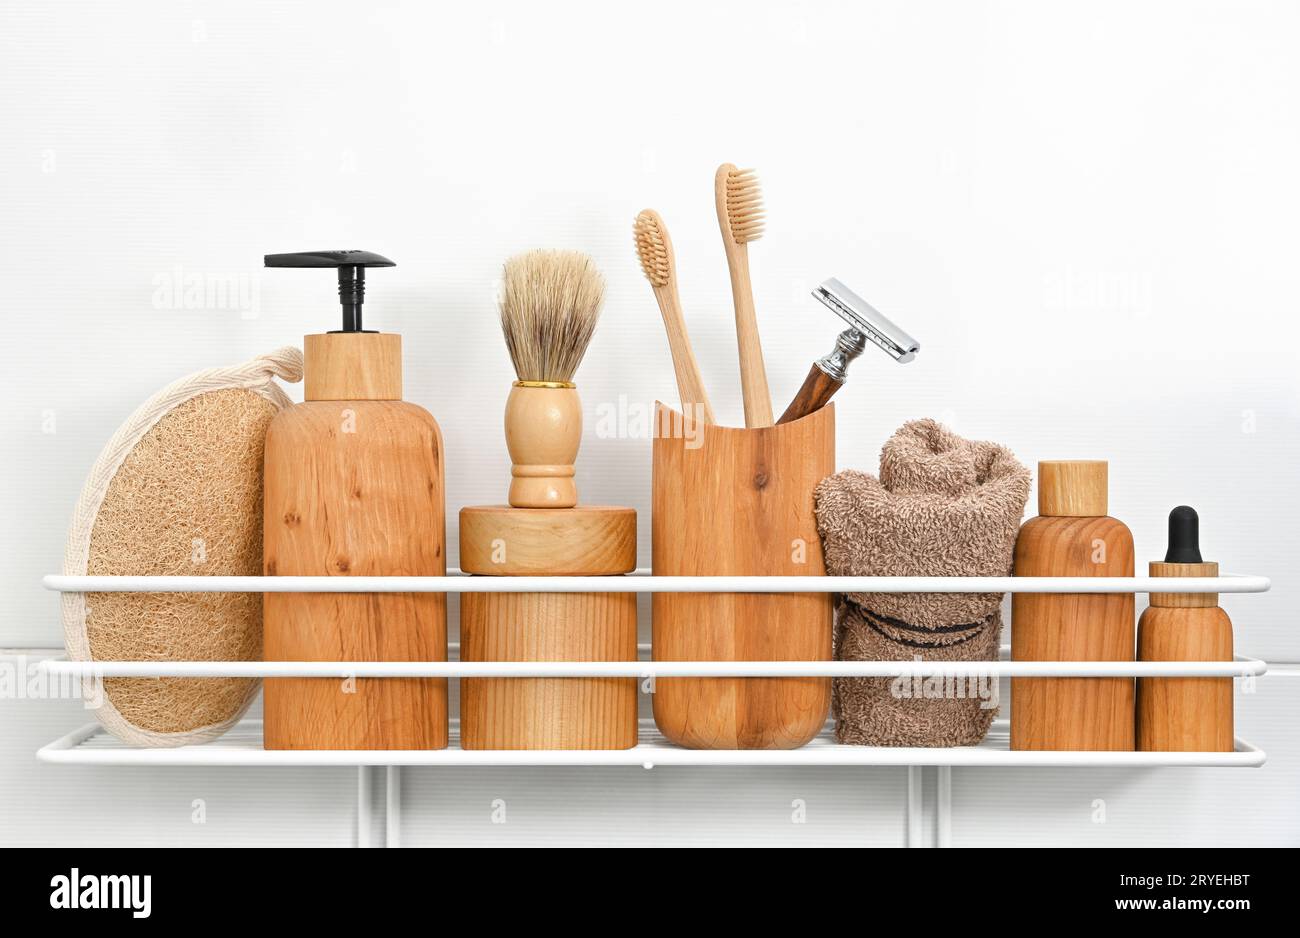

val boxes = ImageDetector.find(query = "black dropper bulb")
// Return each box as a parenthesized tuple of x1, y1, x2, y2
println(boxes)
(264, 250, 396, 333)
(1164, 505, 1203, 563)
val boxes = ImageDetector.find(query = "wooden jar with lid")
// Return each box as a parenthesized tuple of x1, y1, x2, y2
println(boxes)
(1011, 460, 1136, 751)
(458, 505, 639, 750)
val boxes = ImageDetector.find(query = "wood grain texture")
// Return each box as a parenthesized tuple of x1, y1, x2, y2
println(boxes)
(652, 402, 834, 749)
(459, 504, 638, 750)
(302, 333, 402, 401)
(777, 363, 841, 424)
(505, 384, 581, 508)
(1037, 460, 1108, 516)
(460, 591, 638, 750)
(1136, 605, 1234, 752)
(1149, 561, 1219, 607)
(263, 400, 447, 750)
(1011, 515, 1135, 751)
(460, 505, 636, 576)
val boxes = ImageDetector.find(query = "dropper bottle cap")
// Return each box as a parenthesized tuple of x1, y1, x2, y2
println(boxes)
(1150, 505, 1218, 607)
(1165, 505, 1203, 562)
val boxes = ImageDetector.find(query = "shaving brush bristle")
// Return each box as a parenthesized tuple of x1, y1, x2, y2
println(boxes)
(499, 249, 605, 384)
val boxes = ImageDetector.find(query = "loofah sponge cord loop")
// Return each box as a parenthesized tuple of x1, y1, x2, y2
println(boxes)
(226, 346, 304, 409)
(242, 345, 305, 385)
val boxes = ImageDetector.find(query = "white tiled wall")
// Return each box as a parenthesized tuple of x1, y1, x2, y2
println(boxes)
(2, 0, 1297, 847)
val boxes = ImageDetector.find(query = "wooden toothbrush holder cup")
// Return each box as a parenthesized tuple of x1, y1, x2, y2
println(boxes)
(651, 403, 836, 749)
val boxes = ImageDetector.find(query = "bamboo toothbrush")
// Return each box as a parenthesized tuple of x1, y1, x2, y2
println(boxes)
(498, 249, 605, 508)
(715, 163, 772, 427)
(633, 209, 715, 424)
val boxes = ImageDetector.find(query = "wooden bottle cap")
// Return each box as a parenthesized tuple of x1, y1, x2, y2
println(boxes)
(1149, 560, 1219, 607)
(1038, 460, 1108, 517)
(459, 505, 637, 576)
(304, 333, 402, 401)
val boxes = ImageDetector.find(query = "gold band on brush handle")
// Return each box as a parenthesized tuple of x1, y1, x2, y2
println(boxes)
(513, 380, 576, 389)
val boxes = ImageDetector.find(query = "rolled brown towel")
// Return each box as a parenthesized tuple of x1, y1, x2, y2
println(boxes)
(815, 419, 1030, 747)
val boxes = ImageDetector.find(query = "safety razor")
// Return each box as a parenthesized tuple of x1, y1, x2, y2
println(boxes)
(776, 278, 920, 423)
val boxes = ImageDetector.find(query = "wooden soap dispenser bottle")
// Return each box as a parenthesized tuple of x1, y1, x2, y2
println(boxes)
(261, 250, 447, 750)
(1011, 460, 1136, 750)
(1137, 506, 1234, 751)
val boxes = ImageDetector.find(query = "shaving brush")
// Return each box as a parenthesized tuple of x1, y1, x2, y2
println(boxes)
(498, 249, 605, 508)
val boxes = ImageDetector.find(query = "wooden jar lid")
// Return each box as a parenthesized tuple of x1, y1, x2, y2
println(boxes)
(459, 505, 637, 576)
(304, 333, 403, 401)
(1038, 460, 1108, 517)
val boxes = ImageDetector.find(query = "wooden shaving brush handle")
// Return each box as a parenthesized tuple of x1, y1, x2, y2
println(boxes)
(506, 383, 581, 508)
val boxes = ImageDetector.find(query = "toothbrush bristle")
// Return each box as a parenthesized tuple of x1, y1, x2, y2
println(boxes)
(725, 168, 765, 243)
(633, 210, 671, 287)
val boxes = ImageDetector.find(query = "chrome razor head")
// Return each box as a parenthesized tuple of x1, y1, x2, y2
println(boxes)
(812, 278, 919, 363)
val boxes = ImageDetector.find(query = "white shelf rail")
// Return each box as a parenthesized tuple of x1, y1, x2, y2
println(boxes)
(39, 656, 1266, 678)
(42, 572, 1270, 594)
(41, 571, 1271, 679)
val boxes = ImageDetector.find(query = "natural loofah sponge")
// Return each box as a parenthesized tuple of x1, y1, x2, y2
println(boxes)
(62, 349, 303, 747)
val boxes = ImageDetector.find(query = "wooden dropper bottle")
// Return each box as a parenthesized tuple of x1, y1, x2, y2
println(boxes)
(261, 250, 447, 751)
(1137, 506, 1234, 751)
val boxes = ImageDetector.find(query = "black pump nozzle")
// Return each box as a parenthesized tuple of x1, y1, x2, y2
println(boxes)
(1164, 505, 1203, 563)
(264, 250, 395, 333)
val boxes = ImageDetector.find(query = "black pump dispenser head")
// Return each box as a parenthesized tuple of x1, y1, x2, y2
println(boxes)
(1164, 505, 1203, 563)
(264, 250, 395, 333)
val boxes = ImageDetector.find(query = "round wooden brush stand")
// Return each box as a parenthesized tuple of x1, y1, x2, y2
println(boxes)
(458, 505, 638, 750)
(651, 403, 836, 749)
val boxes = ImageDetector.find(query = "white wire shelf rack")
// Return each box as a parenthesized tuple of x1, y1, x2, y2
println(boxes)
(39, 571, 1271, 767)
(37, 719, 1266, 767)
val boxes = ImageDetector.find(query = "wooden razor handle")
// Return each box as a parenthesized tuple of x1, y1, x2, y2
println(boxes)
(777, 363, 842, 424)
